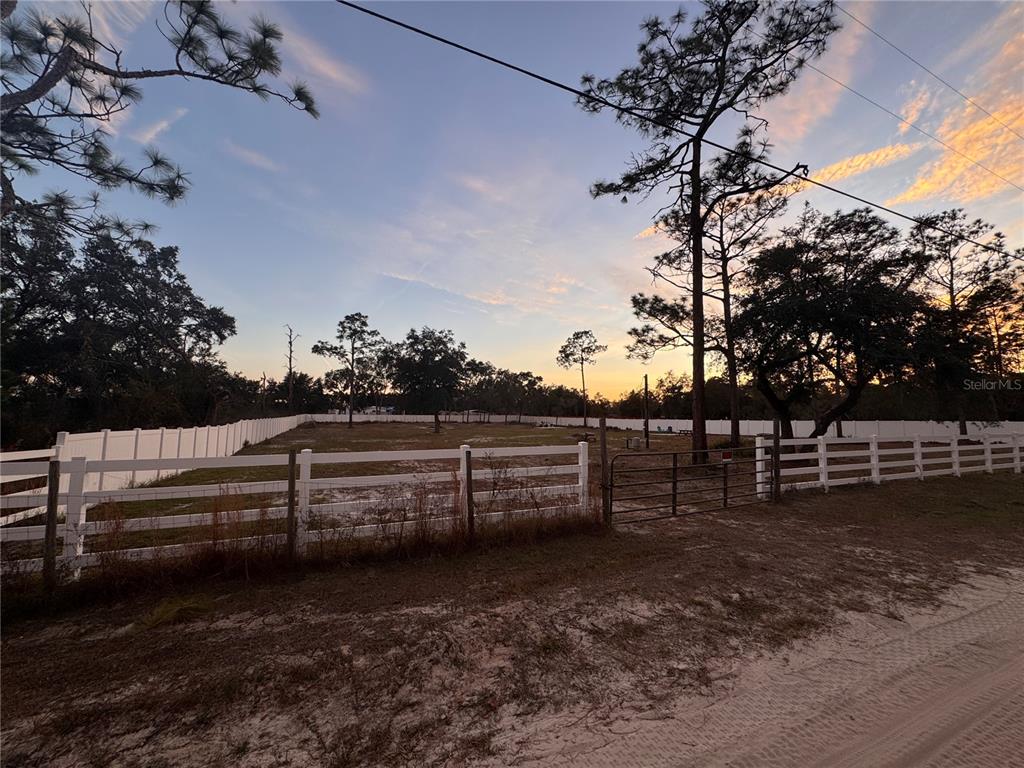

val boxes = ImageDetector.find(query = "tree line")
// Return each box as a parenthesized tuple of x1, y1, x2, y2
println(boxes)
(581, 1, 1022, 446)
(2, 1, 1021, 450)
(3, 203, 1017, 452)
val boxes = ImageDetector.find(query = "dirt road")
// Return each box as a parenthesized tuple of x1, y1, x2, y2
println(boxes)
(512, 569, 1024, 768)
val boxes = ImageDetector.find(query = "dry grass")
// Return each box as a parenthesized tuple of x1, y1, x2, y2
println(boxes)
(1, 421, 704, 582)
(2, 472, 1021, 767)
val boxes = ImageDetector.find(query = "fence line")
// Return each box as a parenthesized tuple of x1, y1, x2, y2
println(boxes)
(325, 412, 1024, 439)
(0, 442, 589, 577)
(0, 415, 314, 514)
(3, 412, 1021, 512)
(753, 433, 1022, 497)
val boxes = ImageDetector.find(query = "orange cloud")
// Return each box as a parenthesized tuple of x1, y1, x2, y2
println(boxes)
(634, 223, 664, 240)
(898, 84, 931, 135)
(815, 142, 924, 182)
(783, 142, 924, 195)
(888, 25, 1024, 205)
(762, 5, 874, 143)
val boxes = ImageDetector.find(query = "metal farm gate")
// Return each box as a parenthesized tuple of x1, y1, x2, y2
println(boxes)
(607, 446, 776, 524)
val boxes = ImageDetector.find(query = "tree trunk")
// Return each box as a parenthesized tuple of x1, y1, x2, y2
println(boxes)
(580, 361, 588, 428)
(689, 140, 707, 458)
(808, 381, 869, 438)
(721, 259, 739, 447)
(754, 371, 795, 440)
(348, 339, 355, 429)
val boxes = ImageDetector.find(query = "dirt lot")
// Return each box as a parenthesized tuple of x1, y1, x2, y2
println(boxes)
(2, 471, 1022, 767)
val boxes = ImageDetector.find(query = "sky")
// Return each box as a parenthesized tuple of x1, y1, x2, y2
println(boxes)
(17, 0, 1024, 398)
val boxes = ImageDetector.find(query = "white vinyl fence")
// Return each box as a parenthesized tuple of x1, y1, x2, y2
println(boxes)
(0, 415, 313, 511)
(753, 433, 1022, 497)
(321, 412, 1024, 439)
(0, 442, 589, 576)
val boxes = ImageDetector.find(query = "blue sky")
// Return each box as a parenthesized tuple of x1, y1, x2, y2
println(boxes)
(20, 1, 1024, 396)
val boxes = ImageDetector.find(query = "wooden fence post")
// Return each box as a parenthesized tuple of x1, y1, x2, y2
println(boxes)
(577, 441, 589, 517)
(983, 435, 993, 473)
(286, 449, 297, 563)
(461, 445, 475, 544)
(671, 452, 679, 513)
(817, 435, 829, 492)
(599, 418, 611, 525)
(913, 436, 923, 480)
(297, 449, 312, 553)
(772, 421, 782, 502)
(42, 459, 61, 595)
(869, 435, 881, 484)
(62, 457, 87, 580)
(1013, 434, 1022, 474)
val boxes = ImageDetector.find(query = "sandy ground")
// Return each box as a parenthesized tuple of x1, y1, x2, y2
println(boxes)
(3, 473, 1022, 768)
(505, 568, 1024, 768)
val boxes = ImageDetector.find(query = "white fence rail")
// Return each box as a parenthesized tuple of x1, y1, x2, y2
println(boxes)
(0, 442, 589, 576)
(753, 433, 1022, 497)
(4, 412, 1020, 530)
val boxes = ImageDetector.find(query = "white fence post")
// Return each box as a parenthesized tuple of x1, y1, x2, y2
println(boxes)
(869, 435, 880, 484)
(54, 431, 69, 461)
(755, 435, 767, 499)
(1012, 434, 1021, 473)
(913, 436, 923, 480)
(578, 441, 589, 515)
(175, 427, 183, 463)
(97, 428, 110, 492)
(817, 436, 829, 492)
(62, 456, 87, 580)
(983, 435, 993, 474)
(951, 437, 961, 477)
(297, 449, 312, 551)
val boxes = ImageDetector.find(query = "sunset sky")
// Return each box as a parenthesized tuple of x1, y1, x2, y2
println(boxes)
(21, 1, 1024, 398)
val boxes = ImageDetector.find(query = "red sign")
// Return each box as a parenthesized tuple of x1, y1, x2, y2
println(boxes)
(722, 450, 733, 462)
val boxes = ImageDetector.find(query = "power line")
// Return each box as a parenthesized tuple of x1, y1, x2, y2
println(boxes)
(746, 30, 1023, 194)
(836, 4, 1024, 143)
(333, 1, 1013, 257)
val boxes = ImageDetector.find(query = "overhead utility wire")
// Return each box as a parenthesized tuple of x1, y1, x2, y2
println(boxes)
(836, 4, 1024, 143)
(334, 1, 1014, 257)
(745, 29, 1022, 193)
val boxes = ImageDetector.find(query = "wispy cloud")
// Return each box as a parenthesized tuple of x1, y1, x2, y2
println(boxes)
(131, 108, 188, 144)
(454, 174, 506, 203)
(88, 1, 152, 51)
(888, 21, 1024, 206)
(224, 140, 283, 173)
(898, 83, 932, 134)
(762, 5, 874, 144)
(788, 142, 925, 194)
(634, 223, 664, 240)
(280, 26, 368, 95)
